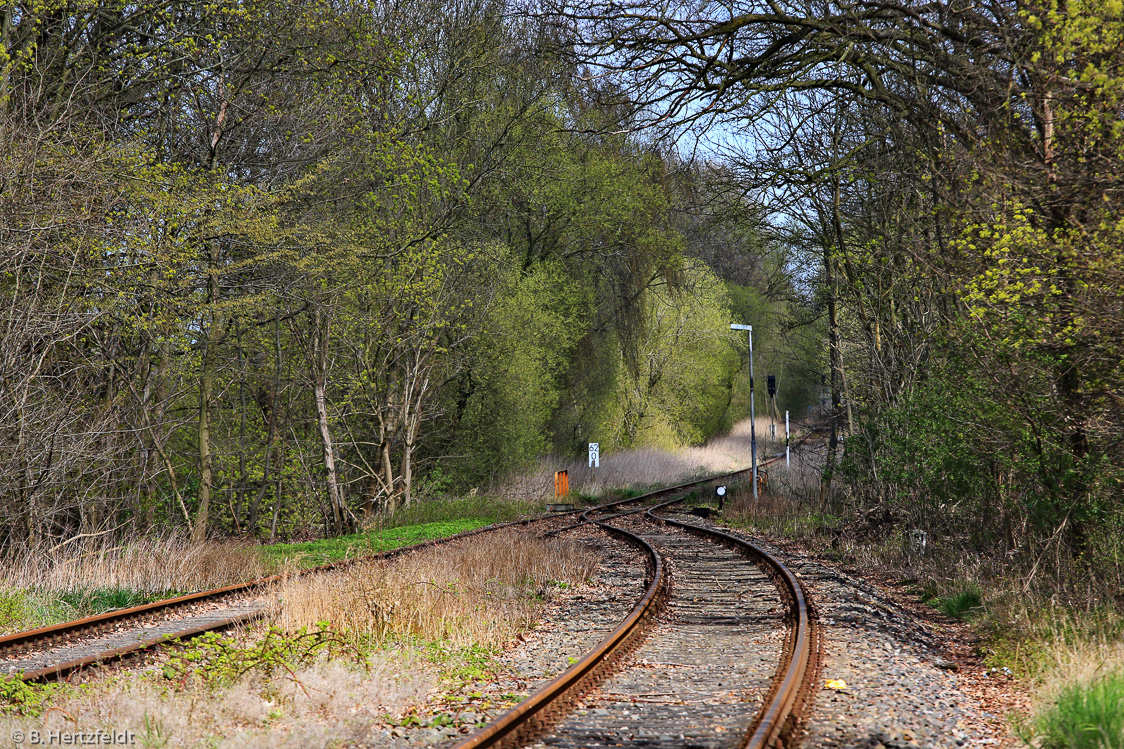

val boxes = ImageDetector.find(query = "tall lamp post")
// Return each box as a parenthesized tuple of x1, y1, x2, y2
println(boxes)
(731, 324, 757, 498)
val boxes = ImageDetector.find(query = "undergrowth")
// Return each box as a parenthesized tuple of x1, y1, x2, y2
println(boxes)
(714, 443, 1124, 747)
(161, 626, 363, 690)
(1019, 671, 1124, 749)
(0, 677, 77, 718)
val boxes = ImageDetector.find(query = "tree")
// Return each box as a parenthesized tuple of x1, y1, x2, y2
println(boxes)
(554, 0, 1124, 554)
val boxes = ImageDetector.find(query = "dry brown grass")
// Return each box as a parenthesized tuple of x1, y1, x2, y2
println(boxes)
(0, 654, 432, 748)
(271, 529, 599, 647)
(0, 534, 268, 596)
(0, 530, 598, 746)
(0, 535, 271, 635)
(722, 440, 834, 536)
(499, 417, 785, 500)
(1030, 630, 1124, 705)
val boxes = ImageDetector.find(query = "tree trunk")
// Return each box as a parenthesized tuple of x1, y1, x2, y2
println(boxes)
(399, 367, 430, 508)
(821, 239, 844, 504)
(269, 448, 284, 543)
(820, 170, 848, 504)
(193, 274, 223, 543)
(311, 308, 347, 535)
(194, 330, 214, 542)
(234, 329, 248, 532)
(0, 2, 11, 131)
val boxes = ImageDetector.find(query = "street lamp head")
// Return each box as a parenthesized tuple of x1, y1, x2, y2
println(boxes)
(730, 324, 752, 331)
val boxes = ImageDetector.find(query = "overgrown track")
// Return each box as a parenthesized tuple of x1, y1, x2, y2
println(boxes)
(0, 463, 769, 683)
(450, 459, 820, 749)
(0, 513, 585, 682)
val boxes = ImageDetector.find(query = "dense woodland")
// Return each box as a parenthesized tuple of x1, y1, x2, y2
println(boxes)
(0, 0, 820, 546)
(555, 0, 1124, 577)
(2, 0, 1122, 582)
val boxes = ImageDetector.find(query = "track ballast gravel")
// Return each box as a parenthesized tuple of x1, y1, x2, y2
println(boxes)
(416, 509, 1014, 749)
(527, 512, 785, 749)
(373, 526, 649, 748)
(685, 515, 1013, 749)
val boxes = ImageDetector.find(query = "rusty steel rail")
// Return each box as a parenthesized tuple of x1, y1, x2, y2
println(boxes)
(451, 458, 803, 748)
(0, 512, 594, 680)
(646, 498, 819, 749)
(449, 513, 666, 749)
(0, 513, 577, 662)
(449, 453, 818, 749)
(13, 609, 266, 683)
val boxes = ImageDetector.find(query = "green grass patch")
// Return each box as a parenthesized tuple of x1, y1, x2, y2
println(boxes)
(262, 495, 544, 569)
(982, 635, 1049, 678)
(1022, 671, 1124, 749)
(261, 519, 491, 569)
(0, 587, 183, 635)
(936, 588, 983, 621)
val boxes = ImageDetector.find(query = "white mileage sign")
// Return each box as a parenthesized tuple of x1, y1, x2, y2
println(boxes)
(588, 442, 600, 468)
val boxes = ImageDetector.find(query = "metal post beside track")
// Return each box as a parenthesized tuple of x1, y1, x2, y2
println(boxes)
(731, 324, 757, 499)
(786, 410, 790, 467)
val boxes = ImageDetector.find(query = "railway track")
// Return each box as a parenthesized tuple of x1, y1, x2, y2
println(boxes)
(451, 461, 821, 749)
(0, 462, 768, 684)
(0, 453, 819, 749)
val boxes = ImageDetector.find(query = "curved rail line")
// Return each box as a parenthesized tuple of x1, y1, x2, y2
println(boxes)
(647, 498, 818, 748)
(449, 510, 668, 749)
(0, 460, 785, 683)
(450, 454, 820, 749)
